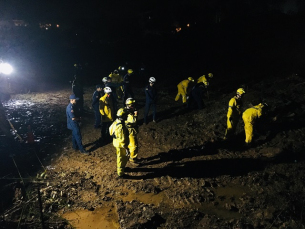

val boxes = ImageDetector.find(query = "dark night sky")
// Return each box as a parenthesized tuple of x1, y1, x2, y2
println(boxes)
(0, 0, 302, 22)
(0, 0, 99, 20)
(1, 0, 305, 85)
(0, 0, 159, 21)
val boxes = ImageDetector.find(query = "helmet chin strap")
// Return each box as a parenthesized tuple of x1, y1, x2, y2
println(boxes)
(127, 105, 134, 110)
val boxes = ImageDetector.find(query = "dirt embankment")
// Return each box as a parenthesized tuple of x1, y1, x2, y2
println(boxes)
(1, 74, 305, 228)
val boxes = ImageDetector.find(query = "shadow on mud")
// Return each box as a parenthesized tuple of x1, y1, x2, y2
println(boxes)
(85, 138, 112, 152)
(128, 140, 304, 180)
(138, 144, 218, 168)
(129, 157, 266, 180)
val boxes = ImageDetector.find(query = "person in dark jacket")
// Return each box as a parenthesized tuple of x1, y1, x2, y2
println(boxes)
(144, 77, 158, 124)
(72, 77, 84, 113)
(66, 94, 88, 155)
(188, 83, 205, 110)
(123, 69, 135, 104)
(92, 85, 102, 128)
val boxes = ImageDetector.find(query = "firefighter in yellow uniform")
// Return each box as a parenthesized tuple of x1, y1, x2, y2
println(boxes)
(224, 88, 246, 139)
(197, 73, 213, 87)
(175, 77, 195, 103)
(242, 103, 266, 144)
(109, 108, 129, 177)
(125, 98, 139, 163)
(109, 69, 123, 99)
(99, 87, 115, 142)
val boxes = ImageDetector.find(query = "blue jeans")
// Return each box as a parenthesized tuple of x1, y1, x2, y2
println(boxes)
(93, 105, 101, 127)
(144, 101, 156, 123)
(71, 125, 85, 151)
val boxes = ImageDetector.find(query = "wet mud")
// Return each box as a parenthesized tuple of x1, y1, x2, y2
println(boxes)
(0, 74, 305, 228)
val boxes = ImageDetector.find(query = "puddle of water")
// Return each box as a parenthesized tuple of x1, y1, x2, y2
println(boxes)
(214, 184, 249, 197)
(62, 207, 120, 229)
(3, 98, 67, 146)
(120, 191, 168, 207)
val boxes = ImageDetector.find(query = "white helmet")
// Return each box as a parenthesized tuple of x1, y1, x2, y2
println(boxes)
(125, 98, 135, 105)
(102, 77, 108, 83)
(149, 77, 156, 83)
(104, 87, 112, 93)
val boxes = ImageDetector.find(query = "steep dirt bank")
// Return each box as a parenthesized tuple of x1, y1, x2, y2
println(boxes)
(1, 74, 305, 228)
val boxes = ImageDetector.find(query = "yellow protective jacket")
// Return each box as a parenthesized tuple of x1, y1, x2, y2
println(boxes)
(227, 96, 242, 119)
(110, 73, 122, 84)
(99, 94, 114, 122)
(178, 79, 192, 94)
(197, 75, 208, 86)
(242, 104, 264, 124)
(126, 112, 138, 130)
(109, 119, 129, 148)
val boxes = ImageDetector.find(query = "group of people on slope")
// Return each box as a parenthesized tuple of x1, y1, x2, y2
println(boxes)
(67, 69, 267, 178)
(175, 73, 214, 110)
(66, 69, 158, 178)
(224, 88, 268, 146)
(175, 73, 268, 145)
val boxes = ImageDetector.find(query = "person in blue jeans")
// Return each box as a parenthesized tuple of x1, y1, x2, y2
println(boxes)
(144, 77, 158, 124)
(92, 85, 102, 128)
(123, 69, 135, 104)
(66, 94, 88, 155)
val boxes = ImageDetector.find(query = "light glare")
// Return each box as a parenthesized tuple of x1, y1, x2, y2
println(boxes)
(0, 63, 13, 75)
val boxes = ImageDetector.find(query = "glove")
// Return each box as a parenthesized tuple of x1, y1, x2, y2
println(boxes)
(125, 149, 130, 157)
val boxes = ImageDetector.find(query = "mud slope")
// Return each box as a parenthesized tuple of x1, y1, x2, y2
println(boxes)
(1, 74, 305, 228)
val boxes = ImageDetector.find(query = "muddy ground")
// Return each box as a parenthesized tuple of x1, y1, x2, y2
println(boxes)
(0, 74, 305, 228)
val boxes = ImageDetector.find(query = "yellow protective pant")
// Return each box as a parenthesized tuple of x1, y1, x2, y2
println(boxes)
(128, 128, 138, 161)
(116, 147, 129, 176)
(244, 122, 253, 144)
(175, 84, 187, 103)
(224, 116, 239, 139)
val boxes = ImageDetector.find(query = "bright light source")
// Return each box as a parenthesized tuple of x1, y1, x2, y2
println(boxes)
(121, 67, 125, 70)
(187, 24, 190, 27)
(0, 63, 13, 75)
